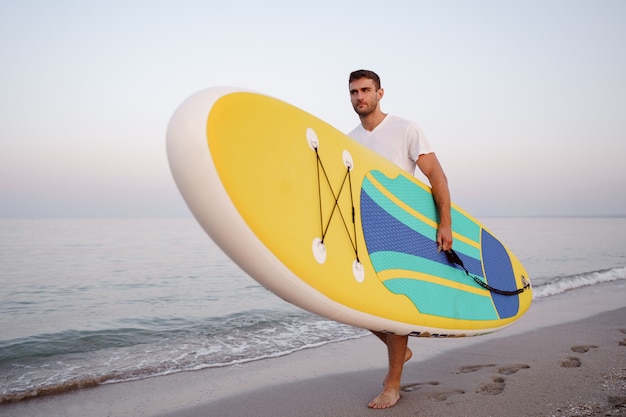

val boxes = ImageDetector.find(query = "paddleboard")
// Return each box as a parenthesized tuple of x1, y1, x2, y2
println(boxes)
(166, 87, 532, 337)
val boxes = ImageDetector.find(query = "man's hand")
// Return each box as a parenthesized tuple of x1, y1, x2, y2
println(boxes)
(437, 225, 453, 253)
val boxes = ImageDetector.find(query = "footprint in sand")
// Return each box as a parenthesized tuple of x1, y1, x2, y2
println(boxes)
(560, 345, 597, 367)
(570, 345, 598, 353)
(497, 364, 530, 375)
(619, 339, 626, 346)
(560, 356, 582, 368)
(457, 364, 495, 374)
(427, 389, 465, 402)
(401, 381, 439, 392)
(477, 376, 506, 395)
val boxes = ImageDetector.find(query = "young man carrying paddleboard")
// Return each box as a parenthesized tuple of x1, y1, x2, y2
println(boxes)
(347, 69, 453, 409)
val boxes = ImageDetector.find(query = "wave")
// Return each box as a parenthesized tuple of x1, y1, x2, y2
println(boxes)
(0, 310, 369, 404)
(532, 266, 626, 299)
(0, 375, 108, 404)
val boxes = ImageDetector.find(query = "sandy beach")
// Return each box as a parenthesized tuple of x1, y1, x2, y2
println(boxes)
(2, 283, 625, 417)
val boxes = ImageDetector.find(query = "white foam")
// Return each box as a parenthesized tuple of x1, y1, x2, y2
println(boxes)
(533, 267, 626, 299)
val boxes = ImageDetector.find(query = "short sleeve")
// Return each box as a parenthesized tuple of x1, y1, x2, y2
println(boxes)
(406, 122, 434, 161)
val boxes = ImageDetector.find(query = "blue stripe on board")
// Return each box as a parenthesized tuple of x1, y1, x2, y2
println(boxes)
(369, 171, 482, 242)
(362, 176, 437, 242)
(384, 278, 499, 321)
(481, 229, 520, 318)
(361, 176, 481, 261)
(361, 190, 483, 277)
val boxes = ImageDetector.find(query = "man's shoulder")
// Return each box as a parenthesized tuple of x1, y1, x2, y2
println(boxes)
(385, 114, 414, 127)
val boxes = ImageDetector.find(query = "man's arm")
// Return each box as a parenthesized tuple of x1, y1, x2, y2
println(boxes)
(416, 153, 453, 252)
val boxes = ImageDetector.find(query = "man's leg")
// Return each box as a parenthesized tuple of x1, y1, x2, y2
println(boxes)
(368, 332, 410, 409)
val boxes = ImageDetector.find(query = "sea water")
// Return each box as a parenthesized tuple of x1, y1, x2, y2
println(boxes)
(1, 217, 625, 403)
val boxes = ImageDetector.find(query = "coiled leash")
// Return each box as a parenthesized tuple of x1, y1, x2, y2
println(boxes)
(445, 249, 530, 296)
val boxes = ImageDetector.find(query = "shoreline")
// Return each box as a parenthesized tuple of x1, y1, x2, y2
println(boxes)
(2, 281, 625, 417)
(179, 307, 626, 417)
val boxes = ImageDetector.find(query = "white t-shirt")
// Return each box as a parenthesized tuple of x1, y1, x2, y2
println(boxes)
(347, 114, 433, 175)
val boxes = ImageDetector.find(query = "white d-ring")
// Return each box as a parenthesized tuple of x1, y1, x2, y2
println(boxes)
(353, 260, 365, 283)
(312, 237, 326, 264)
(306, 128, 319, 151)
(342, 150, 354, 171)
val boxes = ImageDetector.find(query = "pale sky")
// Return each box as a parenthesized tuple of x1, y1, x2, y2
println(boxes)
(1, 0, 624, 218)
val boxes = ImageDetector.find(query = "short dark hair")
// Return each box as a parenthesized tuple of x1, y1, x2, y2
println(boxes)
(349, 69, 381, 90)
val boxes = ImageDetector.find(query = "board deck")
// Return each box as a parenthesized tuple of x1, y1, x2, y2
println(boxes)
(166, 87, 532, 337)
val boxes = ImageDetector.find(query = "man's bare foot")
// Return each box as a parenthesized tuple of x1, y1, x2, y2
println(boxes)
(367, 347, 410, 408)
(367, 332, 410, 409)
(368, 385, 400, 409)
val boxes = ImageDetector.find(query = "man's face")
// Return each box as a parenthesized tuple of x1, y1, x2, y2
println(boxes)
(349, 77, 381, 116)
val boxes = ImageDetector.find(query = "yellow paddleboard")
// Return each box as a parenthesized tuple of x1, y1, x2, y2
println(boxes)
(167, 87, 532, 337)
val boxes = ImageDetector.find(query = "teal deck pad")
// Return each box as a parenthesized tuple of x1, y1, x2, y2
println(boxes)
(384, 278, 499, 320)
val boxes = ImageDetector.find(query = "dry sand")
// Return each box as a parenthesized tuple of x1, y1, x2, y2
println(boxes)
(2, 284, 625, 417)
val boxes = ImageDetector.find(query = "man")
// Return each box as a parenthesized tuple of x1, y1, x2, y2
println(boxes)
(347, 69, 453, 409)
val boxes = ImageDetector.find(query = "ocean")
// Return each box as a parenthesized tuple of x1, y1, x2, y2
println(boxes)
(1, 217, 625, 404)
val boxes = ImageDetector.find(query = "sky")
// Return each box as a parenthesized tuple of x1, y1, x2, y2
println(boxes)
(1, 0, 625, 218)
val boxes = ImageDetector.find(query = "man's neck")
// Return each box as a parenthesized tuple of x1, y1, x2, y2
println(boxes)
(360, 111, 387, 132)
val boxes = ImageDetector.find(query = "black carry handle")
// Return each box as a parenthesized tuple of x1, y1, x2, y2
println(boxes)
(444, 249, 530, 296)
